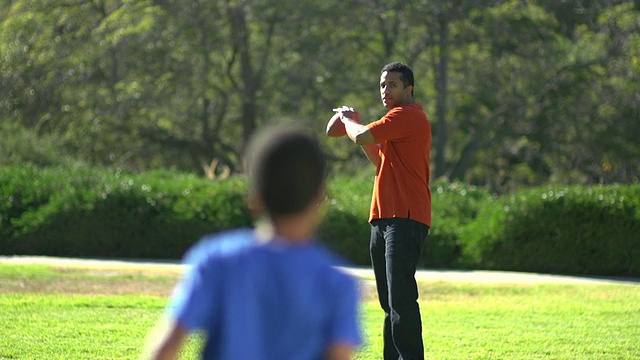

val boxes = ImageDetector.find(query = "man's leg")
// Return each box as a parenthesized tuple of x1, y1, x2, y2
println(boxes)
(384, 218, 429, 360)
(370, 220, 399, 360)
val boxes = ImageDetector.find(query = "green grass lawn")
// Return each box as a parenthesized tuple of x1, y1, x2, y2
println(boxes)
(1, 264, 639, 359)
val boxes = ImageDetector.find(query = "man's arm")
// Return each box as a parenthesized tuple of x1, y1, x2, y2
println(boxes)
(141, 319, 188, 360)
(358, 141, 381, 167)
(335, 107, 380, 166)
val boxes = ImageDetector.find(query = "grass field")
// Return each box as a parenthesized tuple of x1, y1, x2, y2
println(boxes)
(1, 263, 639, 359)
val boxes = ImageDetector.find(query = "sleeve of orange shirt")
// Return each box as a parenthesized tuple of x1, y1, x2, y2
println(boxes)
(366, 107, 414, 143)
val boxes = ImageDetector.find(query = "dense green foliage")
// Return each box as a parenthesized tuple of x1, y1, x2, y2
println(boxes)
(427, 180, 493, 268)
(0, 165, 251, 258)
(2, 166, 638, 275)
(460, 184, 640, 276)
(2, 0, 638, 273)
(321, 175, 373, 265)
(1, 0, 638, 188)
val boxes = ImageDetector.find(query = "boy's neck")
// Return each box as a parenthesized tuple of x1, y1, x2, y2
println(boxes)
(255, 213, 318, 244)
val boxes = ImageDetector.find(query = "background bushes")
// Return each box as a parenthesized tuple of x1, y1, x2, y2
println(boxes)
(0, 165, 251, 259)
(460, 185, 640, 276)
(426, 180, 492, 268)
(320, 175, 373, 265)
(1, 165, 639, 276)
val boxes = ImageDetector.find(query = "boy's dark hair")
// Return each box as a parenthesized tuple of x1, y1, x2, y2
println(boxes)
(381, 62, 415, 95)
(245, 126, 327, 217)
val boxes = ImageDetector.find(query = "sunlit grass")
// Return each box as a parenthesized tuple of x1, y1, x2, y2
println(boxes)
(1, 264, 638, 359)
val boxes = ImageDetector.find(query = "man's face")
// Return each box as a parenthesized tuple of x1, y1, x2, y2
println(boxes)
(380, 71, 413, 109)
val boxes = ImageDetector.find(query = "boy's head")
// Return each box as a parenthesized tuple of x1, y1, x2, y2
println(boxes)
(245, 126, 327, 219)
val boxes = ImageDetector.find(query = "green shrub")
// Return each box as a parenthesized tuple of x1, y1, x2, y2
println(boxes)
(460, 185, 640, 276)
(1, 165, 252, 259)
(0, 164, 76, 242)
(319, 175, 373, 265)
(0, 123, 81, 168)
(318, 176, 494, 268)
(427, 180, 493, 268)
(3, 164, 638, 276)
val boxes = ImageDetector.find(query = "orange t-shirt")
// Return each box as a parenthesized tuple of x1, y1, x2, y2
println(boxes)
(366, 103, 432, 227)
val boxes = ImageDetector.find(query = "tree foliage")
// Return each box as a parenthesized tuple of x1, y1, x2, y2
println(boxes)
(1, 0, 638, 188)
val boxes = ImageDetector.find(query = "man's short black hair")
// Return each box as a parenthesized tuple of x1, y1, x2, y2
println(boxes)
(245, 126, 327, 217)
(381, 62, 415, 92)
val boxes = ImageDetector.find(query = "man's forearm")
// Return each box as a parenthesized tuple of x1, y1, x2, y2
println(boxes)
(343, 119, 376, 146)
(334, 106, 380, 166)
(342, 118, 379, 166)
(361, 143, 380, 167)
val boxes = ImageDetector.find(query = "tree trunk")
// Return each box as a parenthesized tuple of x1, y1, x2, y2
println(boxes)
(433, 16, 449, 179)
(228, 3, 259, 149)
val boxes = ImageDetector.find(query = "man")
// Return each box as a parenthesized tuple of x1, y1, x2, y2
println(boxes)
(142, 127, 363, 360)
(330, 62, 431, 360)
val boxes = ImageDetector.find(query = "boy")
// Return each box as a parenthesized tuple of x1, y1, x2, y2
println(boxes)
(143, 127, 362, 360)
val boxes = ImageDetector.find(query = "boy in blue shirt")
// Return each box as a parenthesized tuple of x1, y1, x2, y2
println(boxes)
(143, 127, 363, 360)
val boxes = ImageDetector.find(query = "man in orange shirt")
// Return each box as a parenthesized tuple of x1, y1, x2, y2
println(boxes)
(331, 62, 431, 360)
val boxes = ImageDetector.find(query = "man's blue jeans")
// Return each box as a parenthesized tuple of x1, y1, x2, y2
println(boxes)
(370, 218, 429, 360)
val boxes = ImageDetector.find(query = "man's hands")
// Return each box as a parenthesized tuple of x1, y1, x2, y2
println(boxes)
(326, 105, 363, 139)
(330, 105, 380, 166)
(326, 112, 347, 137)
(332, 105, 375, 146)
(332, 106, 360, 125)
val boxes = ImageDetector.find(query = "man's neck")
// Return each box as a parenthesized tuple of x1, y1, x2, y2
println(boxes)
(401, 98, 415, 106)
(388, 99, 414, 109)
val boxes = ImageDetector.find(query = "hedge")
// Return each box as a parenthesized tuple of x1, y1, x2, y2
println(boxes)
(460, 185, 640, 276)
(1, 165, 251, 259)
(1, 165, 639, 276)
(426, 180, 492, 268)
(320, 175, 372, 265)
(0, 166, 489, 267)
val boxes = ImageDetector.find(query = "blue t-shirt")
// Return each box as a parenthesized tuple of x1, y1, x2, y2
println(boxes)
(168, 228, 363, 359)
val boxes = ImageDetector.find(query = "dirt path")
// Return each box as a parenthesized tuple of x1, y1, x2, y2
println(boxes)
(2, 255, 638, 285)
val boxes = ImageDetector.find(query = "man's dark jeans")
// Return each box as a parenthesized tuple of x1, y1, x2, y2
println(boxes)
(370, 218, 429, 360)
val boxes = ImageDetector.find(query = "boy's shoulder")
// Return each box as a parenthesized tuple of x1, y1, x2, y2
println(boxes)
(183, 228, 256, 266)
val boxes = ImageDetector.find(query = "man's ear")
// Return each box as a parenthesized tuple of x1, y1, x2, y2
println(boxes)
(405, 85, 414, 97)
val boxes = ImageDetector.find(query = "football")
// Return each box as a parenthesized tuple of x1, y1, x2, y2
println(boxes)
(326, 113, 347, 137)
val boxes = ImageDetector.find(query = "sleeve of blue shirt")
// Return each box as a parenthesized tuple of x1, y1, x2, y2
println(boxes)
(168, 243, 221, 332)
(328, 274, 363, 347)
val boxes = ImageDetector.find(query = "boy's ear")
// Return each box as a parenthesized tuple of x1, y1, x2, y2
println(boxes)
(245, 193, 265, 218)
(316, 187, 327, 206)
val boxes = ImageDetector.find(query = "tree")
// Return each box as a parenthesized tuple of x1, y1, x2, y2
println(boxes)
(1, 0, 637, 185)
